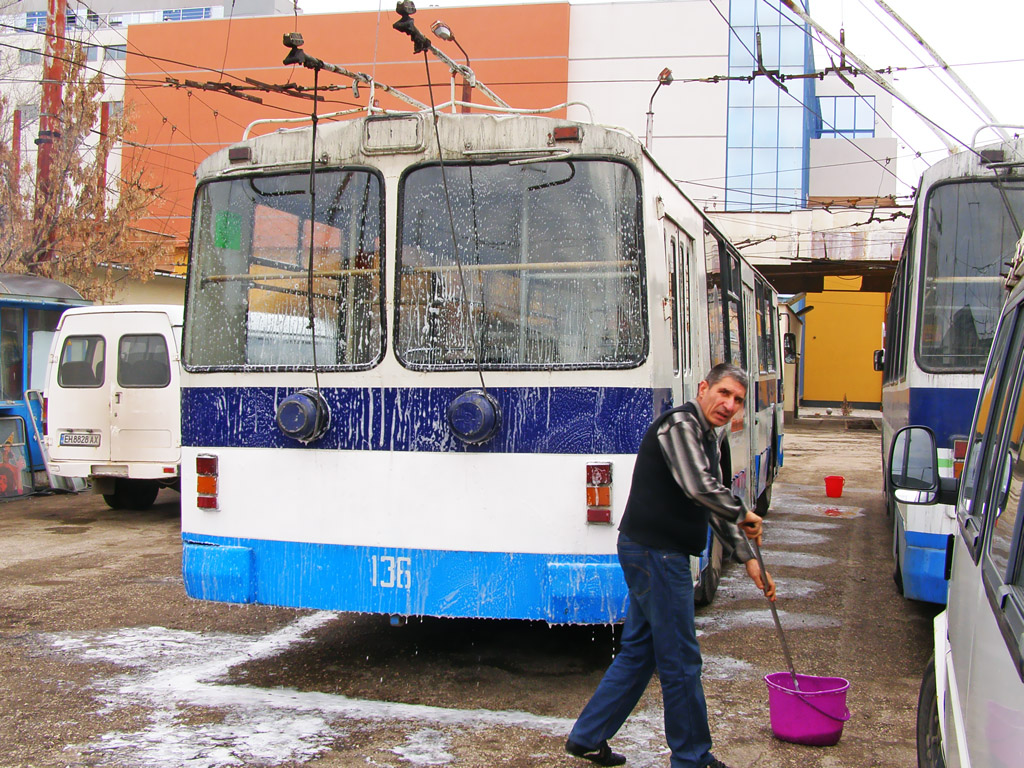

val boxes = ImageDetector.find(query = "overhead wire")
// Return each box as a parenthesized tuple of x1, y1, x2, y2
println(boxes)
(3, 4, 992, 242)
(852, 0, 988, 126)
(770, 0, 981, 157)
(216, 0, 237, 83)
(680, 143, 946, 201)
(801, 23, 925, 163)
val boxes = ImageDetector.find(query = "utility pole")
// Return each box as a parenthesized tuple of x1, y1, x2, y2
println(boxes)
(96, 101, 109, 217)
(34, 0, 67, 265)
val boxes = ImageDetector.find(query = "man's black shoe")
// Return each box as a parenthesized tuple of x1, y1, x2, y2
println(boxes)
(565, 738, 626, 766)
(704, 758, 734, 768)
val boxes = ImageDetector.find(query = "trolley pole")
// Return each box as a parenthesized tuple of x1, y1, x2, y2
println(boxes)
(33, 0, 67, 265)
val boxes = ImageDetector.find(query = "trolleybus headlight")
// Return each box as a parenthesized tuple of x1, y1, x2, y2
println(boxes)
(276, 388, 331, 444)
(447, 389, 501, 445)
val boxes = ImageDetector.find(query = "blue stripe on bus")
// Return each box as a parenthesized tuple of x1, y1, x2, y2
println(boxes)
(909, 387, 978, 447)
(182, 386, 670, 454)
(182, 534, 629, 623)
(885, 386, 978, 447)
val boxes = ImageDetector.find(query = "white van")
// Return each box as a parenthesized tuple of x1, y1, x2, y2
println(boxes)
(45, 305, 183, 510)
(889, 243, 1024, 767)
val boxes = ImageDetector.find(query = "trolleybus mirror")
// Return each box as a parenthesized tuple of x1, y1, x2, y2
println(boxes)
(783, 332, 796, 364)
(873, 349, 884, 372)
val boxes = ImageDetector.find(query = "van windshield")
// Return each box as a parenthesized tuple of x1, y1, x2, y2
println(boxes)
(917, 179, 1024, 372)
(183, 170, 384, 370)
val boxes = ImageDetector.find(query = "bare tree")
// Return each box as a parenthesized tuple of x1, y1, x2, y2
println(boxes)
(0, 45, 172, 300)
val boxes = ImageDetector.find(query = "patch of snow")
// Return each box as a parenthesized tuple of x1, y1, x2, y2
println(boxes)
(696, 608, 840, 635)
(392, 729, 453, 765)
(42, 613, 673, 767)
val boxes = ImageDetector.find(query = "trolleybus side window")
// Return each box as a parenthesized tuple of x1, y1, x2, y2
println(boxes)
(681, 234, 693, 375)
(755, 278, 776, 374)
(957, 307, 1024, 558)
(183, 169, 384, 370)
(705, 228, 725, 367)
(724, 251, 746, 368)
(883, 228, 913, 385)
(395, 160, 645, 369)
(917, 180, 1024, 373)
(668, 235, 680, 376)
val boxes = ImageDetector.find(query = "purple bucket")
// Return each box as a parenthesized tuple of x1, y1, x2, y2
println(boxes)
(764, 673, 851, 746)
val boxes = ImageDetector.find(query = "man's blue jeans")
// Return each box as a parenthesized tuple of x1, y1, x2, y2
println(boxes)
(568, 534, 714, 768)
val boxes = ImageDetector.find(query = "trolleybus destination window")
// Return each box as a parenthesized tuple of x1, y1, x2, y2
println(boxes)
(395, 159, 646, 370)
(183, 169, 385, 371)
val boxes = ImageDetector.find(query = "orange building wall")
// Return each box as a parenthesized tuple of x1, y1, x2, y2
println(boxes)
(123, 4, 571, 247)
(802, 277, 886, 407)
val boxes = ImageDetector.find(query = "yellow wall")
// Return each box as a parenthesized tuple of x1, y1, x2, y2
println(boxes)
(802, 276, 885, 406)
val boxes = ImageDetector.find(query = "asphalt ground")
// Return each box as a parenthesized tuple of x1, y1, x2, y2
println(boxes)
(0, 420, 939, 768)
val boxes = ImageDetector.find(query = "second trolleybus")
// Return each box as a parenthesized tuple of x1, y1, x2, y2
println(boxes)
(879, 134, 1024, 603)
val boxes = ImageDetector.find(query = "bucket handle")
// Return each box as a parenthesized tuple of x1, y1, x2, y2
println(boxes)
(788, 691, 851, 723)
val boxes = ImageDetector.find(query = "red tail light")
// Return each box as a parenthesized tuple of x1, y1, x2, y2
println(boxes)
(42, 396, 48, 436)
(197, 454, 218, 510)
(586, 462, 612, 524)
(952, 439, 968, 480)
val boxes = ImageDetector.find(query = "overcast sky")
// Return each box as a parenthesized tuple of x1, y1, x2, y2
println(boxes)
(293, 0, 1024, 198)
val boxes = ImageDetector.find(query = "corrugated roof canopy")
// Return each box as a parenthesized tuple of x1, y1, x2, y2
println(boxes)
(0, 274, 85, 301)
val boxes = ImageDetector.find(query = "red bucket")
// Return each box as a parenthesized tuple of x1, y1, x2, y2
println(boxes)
(824, 475, 844, 498)
(765, 673, 851, 746)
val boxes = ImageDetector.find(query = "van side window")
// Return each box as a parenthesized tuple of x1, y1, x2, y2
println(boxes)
(979, 345, 1024, 678)
(986, 380, 1024, 579)
(118, 335, 171, 388)
(57, 336, 105, 388)
(957, 309, 1024, 559)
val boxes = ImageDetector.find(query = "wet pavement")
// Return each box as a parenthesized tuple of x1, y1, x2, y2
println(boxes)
(0, 420, 937, 767)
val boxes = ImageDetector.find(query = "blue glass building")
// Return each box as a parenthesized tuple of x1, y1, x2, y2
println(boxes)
(726, 0, 878, 211)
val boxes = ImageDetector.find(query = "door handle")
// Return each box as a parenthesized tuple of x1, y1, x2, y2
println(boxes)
(115, 391, 121, 404)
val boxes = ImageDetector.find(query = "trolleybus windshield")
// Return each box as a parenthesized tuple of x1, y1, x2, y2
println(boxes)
(918, 179, 1024, 373)
(184, 169, 384, 370)
(396, 159, 645, 370)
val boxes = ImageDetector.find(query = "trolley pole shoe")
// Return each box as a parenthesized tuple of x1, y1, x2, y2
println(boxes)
(565, 738, 627, 766)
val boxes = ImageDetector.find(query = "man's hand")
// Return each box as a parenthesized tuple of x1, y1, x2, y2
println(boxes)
(738, 510, 763, 544)
(746, 559, 776, 601)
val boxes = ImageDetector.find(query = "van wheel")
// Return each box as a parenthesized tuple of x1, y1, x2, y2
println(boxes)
(916, 656, 945, 768)
(694, 536, 723, 607)
(103, 480, 159, 511)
